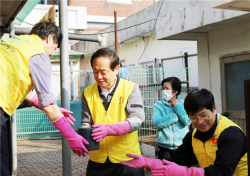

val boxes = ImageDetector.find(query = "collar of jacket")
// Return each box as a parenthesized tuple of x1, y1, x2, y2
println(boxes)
(98, 76, 120, 96)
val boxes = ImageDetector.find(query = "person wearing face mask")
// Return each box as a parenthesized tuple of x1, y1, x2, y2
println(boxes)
(152, 77, 191, 159)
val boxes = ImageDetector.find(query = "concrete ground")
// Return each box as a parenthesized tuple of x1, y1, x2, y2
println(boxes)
(16, 138, 152, 176)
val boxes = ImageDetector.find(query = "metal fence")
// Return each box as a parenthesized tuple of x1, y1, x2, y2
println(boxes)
(16, 107, 61, 139)
(16, 100, 82, 139)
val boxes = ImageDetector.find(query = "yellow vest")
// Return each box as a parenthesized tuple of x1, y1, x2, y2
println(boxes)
(84, 78, 142, 163)
(192, 115, 248, 176)
(0, 35, 45, 116)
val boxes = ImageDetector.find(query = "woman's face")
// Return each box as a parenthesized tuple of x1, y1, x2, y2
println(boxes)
(162, 82, 177, 96)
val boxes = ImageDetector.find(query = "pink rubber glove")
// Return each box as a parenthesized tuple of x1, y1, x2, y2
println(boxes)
(151, 160, 204, 176)
(91, 121, 131, 142)
(120, 154, 164, 170)
(52, 117, 89, 157)
(30, 94, 76, 125)
(58, 107, 76, 126)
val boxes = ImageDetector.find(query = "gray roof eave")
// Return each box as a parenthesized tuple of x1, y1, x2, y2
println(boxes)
(156, 1, 250, 41)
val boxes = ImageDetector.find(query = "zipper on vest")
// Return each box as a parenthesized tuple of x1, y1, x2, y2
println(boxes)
(105, 111, 109, 157)
(203, 142, 210, 166)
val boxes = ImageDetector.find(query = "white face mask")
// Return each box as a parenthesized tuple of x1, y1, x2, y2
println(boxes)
(162, 90, 173, 101)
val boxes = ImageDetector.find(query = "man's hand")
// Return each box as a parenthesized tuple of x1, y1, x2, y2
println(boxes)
(91, 124, 109, 142)
(52, 117, 89, 157)
(92, 121, 131, 142)
(120, 154, 148, 168)
(69, 133, 89, 157)
(151, 160, 204, 176)
(58, 107, 76, 126)
(171, 98, 182, 106)
(120, 154, 163, 169)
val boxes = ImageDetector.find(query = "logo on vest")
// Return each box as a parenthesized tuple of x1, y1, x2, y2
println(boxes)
(119, 96, 124, 105)
(211, 138, 218, 147)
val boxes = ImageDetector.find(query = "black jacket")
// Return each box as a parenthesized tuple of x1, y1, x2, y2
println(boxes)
(168, 115, 247, 176)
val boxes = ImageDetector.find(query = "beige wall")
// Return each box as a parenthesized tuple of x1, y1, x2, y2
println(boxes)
(80, 32, 197, 69)
(69, 0, 156, 17)
(197, 21, 250, 112)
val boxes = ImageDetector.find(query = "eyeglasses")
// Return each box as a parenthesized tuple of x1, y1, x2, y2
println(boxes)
(190, 111, 210, 124)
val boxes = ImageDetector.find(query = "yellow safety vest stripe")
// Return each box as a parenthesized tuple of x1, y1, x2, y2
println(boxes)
(84, 78, 142, 163)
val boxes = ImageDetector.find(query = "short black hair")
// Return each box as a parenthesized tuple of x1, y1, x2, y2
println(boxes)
(91, 48, 119, 71)
(161, 77, 182, 95)
(184, 89, 215, 115)
(30, 21, 62, 47)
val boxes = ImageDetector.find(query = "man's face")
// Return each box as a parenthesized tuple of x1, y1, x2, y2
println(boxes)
(93, 56, 119, 90)
(44, 35, 58, 57)
(189, 107, 217, 132)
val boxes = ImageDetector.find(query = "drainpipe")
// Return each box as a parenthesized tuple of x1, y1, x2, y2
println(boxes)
(70, 61, 74, 101)
(184, 52, 190, 94)
(59, 1, 71, 175)
(142, 37, 146, 62)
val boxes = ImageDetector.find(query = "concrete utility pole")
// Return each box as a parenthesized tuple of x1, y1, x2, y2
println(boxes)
(10, 20, 18, 176)
(59, 0, 72, 175)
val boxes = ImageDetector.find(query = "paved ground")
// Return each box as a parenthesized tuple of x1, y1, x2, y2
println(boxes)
(17, 138, 152, 176)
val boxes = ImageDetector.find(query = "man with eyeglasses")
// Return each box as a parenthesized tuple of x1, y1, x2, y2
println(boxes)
(120, 89, 248, 176)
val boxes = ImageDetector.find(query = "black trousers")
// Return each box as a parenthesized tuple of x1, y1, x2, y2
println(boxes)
(0, 108, 11, 176)
(86, 157, 144, 176)
(158, 146, 175, 160)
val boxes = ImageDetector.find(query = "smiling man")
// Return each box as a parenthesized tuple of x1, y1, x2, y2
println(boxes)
(121, 89, 248, 176)
(81, 48, 145, 176)
(0, 21, 89, 176)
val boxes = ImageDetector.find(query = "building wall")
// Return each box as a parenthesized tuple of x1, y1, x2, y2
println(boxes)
(197, 21, 250, 113)
(69, 0, 157, 17)
(51, 62, 80, 100)
(116, 33, 197, 65)
(69, 0, 160, 48)
(80, 32, 197, 81)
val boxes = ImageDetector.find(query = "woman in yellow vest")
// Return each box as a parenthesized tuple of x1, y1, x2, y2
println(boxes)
(0, 21, 89, 176)
(121, 89, 248, 176)
(80, 48, 145, 176)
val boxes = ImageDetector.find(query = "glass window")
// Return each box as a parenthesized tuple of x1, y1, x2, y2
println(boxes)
(225, 60, 250, 110)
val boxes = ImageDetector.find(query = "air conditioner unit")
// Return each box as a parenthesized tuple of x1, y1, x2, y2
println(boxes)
(210, 0, 250, 11)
